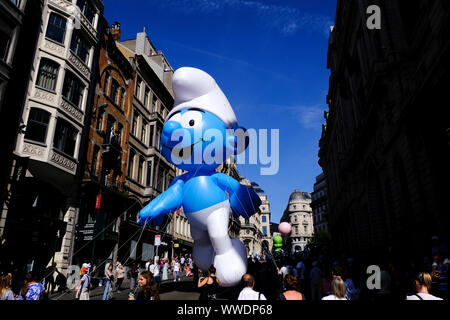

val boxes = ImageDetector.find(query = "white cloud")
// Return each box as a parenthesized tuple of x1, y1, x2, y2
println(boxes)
(268, 104, 326, 129)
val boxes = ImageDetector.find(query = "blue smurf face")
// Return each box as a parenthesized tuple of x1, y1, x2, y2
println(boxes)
(161, 108, 232, 172)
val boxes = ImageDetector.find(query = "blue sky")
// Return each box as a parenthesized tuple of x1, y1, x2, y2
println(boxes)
(104, 0, 337, 223)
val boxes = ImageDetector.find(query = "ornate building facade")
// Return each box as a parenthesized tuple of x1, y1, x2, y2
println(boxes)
(2, 0, 103, 275)
(281, 191, 313, 254)
(311, 172, 328, 233)
(319, 0, 450, 262)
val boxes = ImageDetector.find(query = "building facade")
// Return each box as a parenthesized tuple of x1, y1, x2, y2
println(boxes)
(280, 190, 313, 254)
(72, 19, 135, 267)
(0, 0, 45, 244)
(311, 172, 328, 233)
(1, 0, 103, 275)
(319, 0, 450, 262)
(116, 27, 189, 262)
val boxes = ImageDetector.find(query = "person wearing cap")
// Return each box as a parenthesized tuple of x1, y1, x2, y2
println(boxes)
(137, 67, 262, 287)
(75, 267, 90, 300)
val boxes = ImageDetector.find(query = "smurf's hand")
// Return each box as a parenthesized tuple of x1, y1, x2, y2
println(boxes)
(229, 185, 262, 219)
(213, 173, 262, 219)
(138, 179, 184, 226)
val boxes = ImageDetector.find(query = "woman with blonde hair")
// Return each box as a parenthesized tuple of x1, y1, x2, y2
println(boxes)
(0, 274, 15, 300)
(406, 272, 443, 300)
(321, 278, 347, 300)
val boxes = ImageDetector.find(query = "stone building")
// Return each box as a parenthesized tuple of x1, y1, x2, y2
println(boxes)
(1, 0, 103, 275)
(311, 172, 328, 233)
(319, 0, 450, 262)
(0, 0, 45, 246)
(72, 19, 135, 267)
(280, 191, 313, 254)
(116, 27, 185, 262)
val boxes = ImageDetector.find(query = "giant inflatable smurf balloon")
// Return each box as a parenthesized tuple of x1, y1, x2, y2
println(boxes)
(138, 67, 262, 287)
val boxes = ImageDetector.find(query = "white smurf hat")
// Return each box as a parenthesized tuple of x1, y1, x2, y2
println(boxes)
(167, 67, 238, 128)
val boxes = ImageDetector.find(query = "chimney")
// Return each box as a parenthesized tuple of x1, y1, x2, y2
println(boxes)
(110, 22, 121, 42)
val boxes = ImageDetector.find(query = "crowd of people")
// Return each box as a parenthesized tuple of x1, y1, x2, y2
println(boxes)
(1, 246, 448, 301)
(192, 248, 449, 301)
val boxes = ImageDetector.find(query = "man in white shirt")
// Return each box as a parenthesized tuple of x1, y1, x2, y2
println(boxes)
(238, 274, 266, 300)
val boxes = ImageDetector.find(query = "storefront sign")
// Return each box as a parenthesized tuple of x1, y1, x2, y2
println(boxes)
(155, 234, 161, 246)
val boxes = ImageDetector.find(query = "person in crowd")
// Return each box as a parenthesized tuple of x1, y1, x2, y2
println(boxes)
(162, 258, 169, 281)
(115, 261, 125, 292)
(198, 265, 220, 301)
(129, 271, 160, 301)
(0, 273, 15, 300)
(281, 274, 303, 300)
(180, 255, 185, 270)
(145, 259, 152, 273)
(238, 274, 266, 300)
(43, 262, 57, 294)
(296, 259, 306, 290)
(406, 272, 443, 300)
(19, 272, 46, 300)
(173, 258, 181, 282)
(310, 261, 322, 301)
(55, 269, 67, 293)
(75, 267, 90, 300)
(102, 259, 112, 288)
(152, 258, 161, 287)
(102, 263, 114, 300)
(343, 268, 361, 300)
(128, 261, 139, 292)
(321, 278, 347, 300)
(320, 268, 332, 298)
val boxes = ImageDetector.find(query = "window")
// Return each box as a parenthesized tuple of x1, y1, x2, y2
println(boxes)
(156, 169, 165, 191)
(151, 94, 157, 112)
(155, 130, 160, 150)
(36, 59, 59, 91)
(137, 158, 144, 184)
(92, 145, 99, 176)
(70, 30, 90, 65)
(262, 226, 267, 236)
(304, 226, 307, 233)
(141, 120, 147, 143)
(135, 76, 142, 99)
(10, 0, 20, 7)
(146, 161, 152, 187)
(132, 113, 138, 136)
(97, 108, 104, 131)
(53, 119, 77, 157)
(128, 149, 135, 178)
(103, 71, 110, 94)
(46, 13, 67, 44)
(106, 115, 116, 144)
(24, 108, 51, 143)
(144, 87, 149, 108)
(116, 123, 123, 146)
(110, 79, 120, 105)
(0, 30, 10, 62)
(149, 125, 154, 147)
(76, 0, 96, 25)
(262, 215, 266, 223)
(62, 71, 84, 108)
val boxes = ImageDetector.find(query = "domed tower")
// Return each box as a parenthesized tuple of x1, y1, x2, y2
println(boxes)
(280, 190, 313, 254)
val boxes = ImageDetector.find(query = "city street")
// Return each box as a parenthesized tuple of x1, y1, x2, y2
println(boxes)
(49, 275, 200, 301)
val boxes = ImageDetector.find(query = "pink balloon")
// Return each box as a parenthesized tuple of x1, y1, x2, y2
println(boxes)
(278, 222, 292, 235)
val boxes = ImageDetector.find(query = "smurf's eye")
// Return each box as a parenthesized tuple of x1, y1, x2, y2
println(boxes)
(180, 110, 202, 128)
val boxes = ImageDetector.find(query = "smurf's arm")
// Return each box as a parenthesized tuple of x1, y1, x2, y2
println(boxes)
(138, 178, 184, 226)
(213, 173, 262, 219)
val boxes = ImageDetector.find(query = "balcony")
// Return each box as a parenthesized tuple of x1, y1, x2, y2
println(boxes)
(101, 134, 122, 170)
